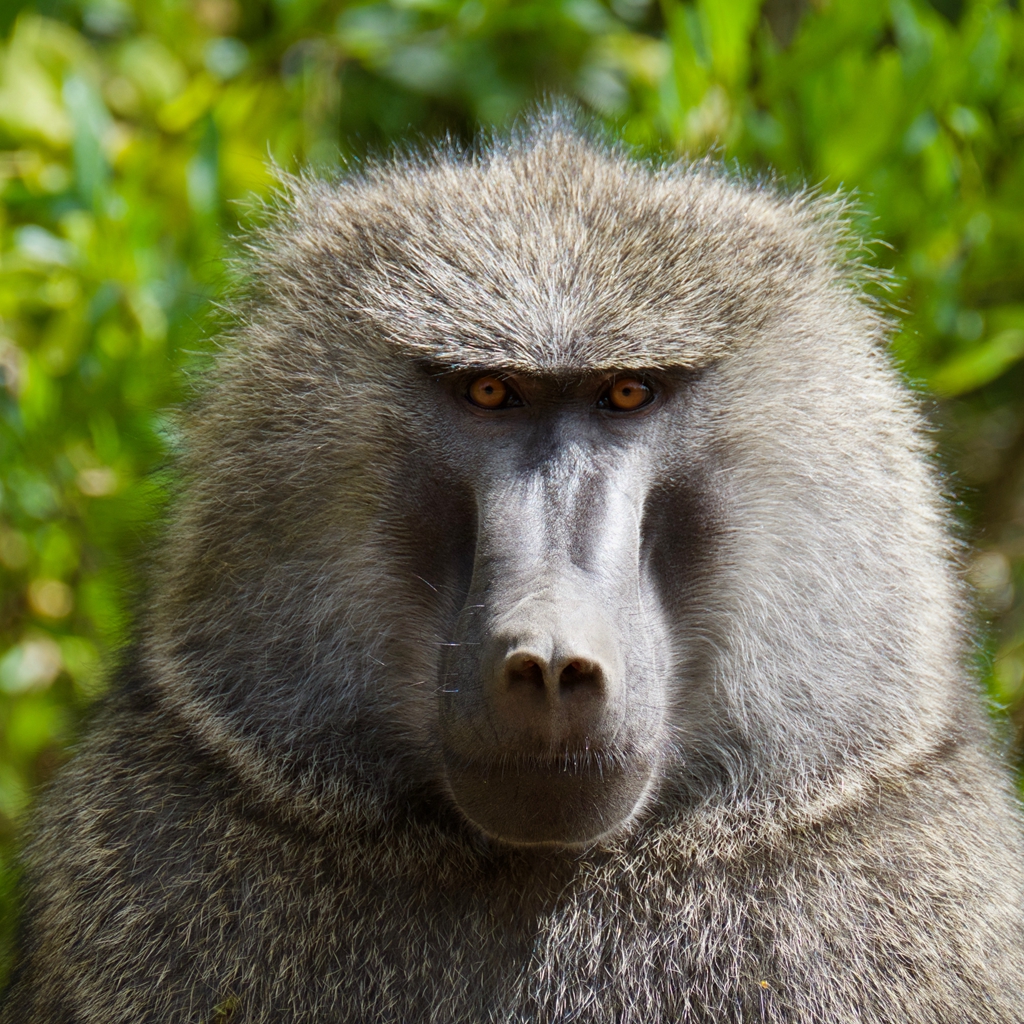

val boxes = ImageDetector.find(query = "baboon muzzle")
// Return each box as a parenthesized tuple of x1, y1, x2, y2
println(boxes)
(439, 460, 663, 847)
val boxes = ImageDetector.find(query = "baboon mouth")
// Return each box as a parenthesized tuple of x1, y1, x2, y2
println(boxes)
(442, 743, 649, 775)
(442, 748, 655, 847)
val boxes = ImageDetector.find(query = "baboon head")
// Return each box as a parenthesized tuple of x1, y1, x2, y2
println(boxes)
(148, 117, 959, 848)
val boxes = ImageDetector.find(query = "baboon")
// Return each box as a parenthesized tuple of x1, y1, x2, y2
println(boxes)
(2, 114, 1024, 1023)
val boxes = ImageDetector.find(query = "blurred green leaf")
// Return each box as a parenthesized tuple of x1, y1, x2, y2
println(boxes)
(931, 328, 1024, 395)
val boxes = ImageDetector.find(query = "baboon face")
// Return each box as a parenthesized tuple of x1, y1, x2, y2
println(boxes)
(384, 364, 715, 846)
(163, 126, 933, 857)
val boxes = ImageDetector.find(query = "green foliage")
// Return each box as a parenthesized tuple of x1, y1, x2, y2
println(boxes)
(1, 0, 1023, 980)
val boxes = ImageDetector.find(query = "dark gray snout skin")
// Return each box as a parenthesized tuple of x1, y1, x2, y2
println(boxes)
(432, 371, 678, 847)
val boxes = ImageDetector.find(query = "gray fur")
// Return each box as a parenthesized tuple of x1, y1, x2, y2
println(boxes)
(3, 114, 1023, 1022)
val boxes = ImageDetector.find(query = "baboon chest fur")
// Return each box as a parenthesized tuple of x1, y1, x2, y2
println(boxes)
(3, 117, 1023, 1023)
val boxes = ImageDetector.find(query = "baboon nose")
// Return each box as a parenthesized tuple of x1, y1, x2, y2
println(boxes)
(503, 650, 606, 700)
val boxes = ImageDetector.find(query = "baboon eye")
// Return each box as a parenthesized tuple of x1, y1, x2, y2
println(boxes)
(467, 375, 515, 409)
(601, 377, 653, 412)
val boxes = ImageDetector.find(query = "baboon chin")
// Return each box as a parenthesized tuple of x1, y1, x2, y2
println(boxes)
(3, 113, 1024, 1023)
(444, 757, 656, 847)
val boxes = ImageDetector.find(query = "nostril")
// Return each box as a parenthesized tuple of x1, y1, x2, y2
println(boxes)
(500, 651, 606, 698)
(559, 659, 602, 693)
(506, 657, 545, 690)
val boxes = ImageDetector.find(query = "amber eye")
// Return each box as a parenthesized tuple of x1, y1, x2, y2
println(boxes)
(467, 375, 510, 409)
(604, 377, 652, 411)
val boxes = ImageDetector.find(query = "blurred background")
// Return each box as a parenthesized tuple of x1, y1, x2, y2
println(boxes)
(0, 0, 1022, 977)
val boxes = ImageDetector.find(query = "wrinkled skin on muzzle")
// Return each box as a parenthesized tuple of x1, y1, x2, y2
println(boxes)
(428, 372, 679, 847)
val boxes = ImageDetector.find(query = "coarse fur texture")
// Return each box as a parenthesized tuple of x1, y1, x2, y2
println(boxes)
(3, 112, 1024, 1022)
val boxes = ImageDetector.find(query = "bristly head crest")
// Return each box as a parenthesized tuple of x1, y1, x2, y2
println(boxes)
(239, 110, 876, 376)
